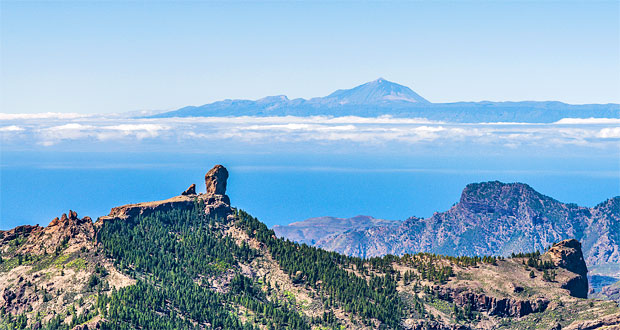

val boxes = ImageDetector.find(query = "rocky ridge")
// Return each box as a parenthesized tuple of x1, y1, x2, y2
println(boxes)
(97, 164, 234, 223)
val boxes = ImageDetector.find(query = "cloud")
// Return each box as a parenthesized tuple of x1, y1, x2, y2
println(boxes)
(0, 125, 25, 132)
(1, 114, 618, 151)
(597, 127, 620, 139)
(0, 112, 89, 120)
(554, 118, 620, 125)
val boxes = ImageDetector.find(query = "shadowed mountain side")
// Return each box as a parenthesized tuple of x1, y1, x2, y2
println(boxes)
(272, 215, 401, 246)
(281, 182, 619, 275)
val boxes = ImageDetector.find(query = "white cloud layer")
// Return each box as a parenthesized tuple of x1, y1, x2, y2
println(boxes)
(1, 114, 618, 151)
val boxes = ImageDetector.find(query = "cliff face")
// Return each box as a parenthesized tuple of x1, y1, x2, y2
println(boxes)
(304, 182, 618, 274)
(544, 239, 589, 298)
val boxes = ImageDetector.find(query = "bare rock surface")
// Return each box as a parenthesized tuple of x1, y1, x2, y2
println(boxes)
(182, 183, 196, 195)
(205, 164, 228, 195)
(544, 239, 589, 298)
(564, 313, 620, 330)
(97, 165, 234, 224)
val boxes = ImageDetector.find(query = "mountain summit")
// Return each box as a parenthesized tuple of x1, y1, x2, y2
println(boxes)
(151, 78, 619, 121)
(319, 78, 429, 105)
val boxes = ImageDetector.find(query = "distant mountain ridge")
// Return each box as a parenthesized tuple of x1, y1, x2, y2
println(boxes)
(151, 78, 620, 122)
(272, 215, 401, 246)
(276, 181, 620, 276)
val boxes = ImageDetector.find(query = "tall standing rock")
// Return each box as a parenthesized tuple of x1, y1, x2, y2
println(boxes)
(544, 239, 589, 298)
(203, 165, 233, 220)
(205, 165, 229, 195)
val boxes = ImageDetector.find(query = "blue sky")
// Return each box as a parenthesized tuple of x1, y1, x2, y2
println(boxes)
(1, 1, 619, 114)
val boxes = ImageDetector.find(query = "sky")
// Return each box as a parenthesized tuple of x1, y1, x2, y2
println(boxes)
(1, 1, 619, 114)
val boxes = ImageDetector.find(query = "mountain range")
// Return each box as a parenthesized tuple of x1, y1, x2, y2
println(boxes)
(275, 181, 620, 278)
(151, 78, 620, 122)
(2, 166, 619, 329)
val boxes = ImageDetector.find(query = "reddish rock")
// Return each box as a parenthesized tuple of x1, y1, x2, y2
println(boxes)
(544, 239, 589, 298)
(182, 184, 196, 196)
(432, 285, 548, 318)
(205, 165, 228, 195)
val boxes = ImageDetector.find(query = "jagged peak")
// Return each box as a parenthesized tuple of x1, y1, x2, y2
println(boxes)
(49, 210, 91, 227)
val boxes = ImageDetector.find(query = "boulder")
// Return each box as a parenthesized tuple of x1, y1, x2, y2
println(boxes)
(182, 184, 196, 196)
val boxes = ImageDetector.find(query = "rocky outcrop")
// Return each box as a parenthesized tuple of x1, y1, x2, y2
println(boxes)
(406, 321, 471, 330)
(1, 210, 95, 256)
(182, 184, 196, 196)
(0, 225, 42, 246)
(564, 313, 620, 330)
(98, 165, 234, 223)
(205, 165, 228, 195)
(544, 239, 589, 298)
(432, 285, 548, 318)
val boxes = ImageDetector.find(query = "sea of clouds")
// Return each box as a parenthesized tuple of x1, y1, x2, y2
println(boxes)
(1, 113, 619, 154)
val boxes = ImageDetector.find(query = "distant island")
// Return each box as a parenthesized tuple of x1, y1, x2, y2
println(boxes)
(151, 78, 620, 122)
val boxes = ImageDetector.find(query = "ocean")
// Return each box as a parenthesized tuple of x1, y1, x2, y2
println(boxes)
(1, 151, 618, 230)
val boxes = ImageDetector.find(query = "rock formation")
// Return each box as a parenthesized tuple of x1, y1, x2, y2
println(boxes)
(182, 183, 196, 196)
(202, 165, 232, 219)
(205, 165, 228, 195)
(544, 239, 589, 298)
(564, 313, 620, 330)
(432, 285, 548, 318)
(98, 165, 234, 223)
(0, 210, 95, 256)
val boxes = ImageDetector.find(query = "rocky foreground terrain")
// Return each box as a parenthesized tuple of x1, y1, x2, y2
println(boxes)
(277, 182, 620, 279)
(1, 166, 619, 329)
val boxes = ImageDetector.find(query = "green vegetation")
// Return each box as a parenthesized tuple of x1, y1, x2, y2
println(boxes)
(2, 200, 615, 330)
(236, 210, 406, 328)
(95, 203, 315, 329)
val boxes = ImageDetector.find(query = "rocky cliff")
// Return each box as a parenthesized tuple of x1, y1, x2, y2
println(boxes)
(544, 239, 589, 298)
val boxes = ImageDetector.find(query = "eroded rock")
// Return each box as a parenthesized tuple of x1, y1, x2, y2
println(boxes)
(432, 285, 548, 318)
(205, 165, 228, 195)
(182, 184, 196, 196)
(544, 239, 589, 298)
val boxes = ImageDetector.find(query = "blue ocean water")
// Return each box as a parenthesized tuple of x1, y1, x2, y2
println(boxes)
(1, 151, 618, 230)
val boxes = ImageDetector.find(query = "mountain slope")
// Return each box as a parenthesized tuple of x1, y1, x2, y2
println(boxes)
(150, 79, 620, 122)
(317, 78, 429, 105)
(1, 167, 619, 329)
(272, 215, 401, 246)
(282, 181, 619, 276)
